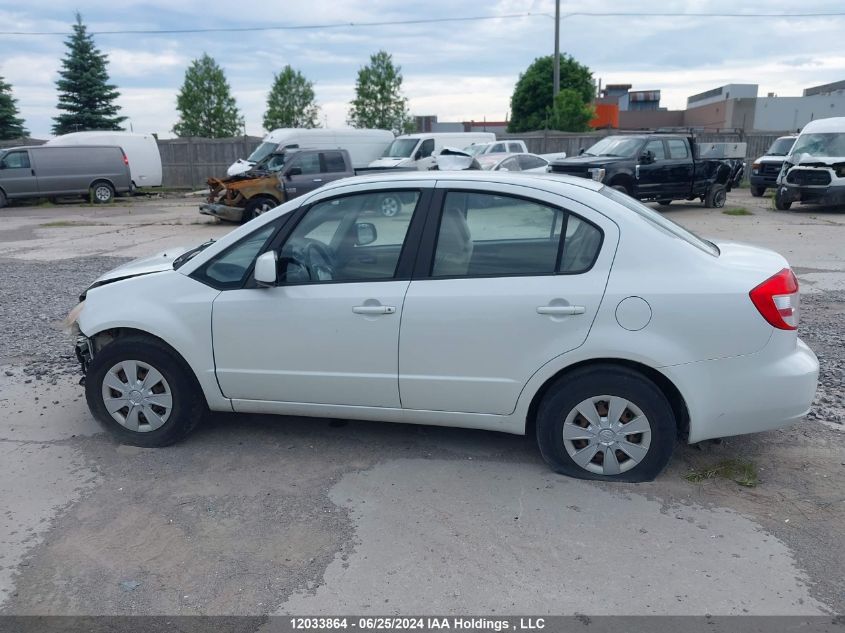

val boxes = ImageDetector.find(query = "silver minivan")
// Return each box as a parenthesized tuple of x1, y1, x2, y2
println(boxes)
(0, 145, 132, 207)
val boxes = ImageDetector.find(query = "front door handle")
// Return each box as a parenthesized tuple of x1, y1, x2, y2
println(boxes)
(352, 305, 396, 315)
(537, 305, 585, 316)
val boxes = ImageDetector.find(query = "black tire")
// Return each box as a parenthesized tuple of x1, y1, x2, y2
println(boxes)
(0, 189, 6, 209)
(378, 194, 402, 217)
(91, 181, 115, 204)
(657, 199, 671, 206)
(611, 184, 631, 196)
(750, 185, 765, 197)
(243, 196, 277, 222)
(85, 335, 205, 447)
(536, 365, 676, 482)
(704, 184, 727, 208)
(774, 189, 793, 211)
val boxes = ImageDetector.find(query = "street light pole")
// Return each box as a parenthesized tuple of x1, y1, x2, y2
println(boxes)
(553, 0, 560, 97)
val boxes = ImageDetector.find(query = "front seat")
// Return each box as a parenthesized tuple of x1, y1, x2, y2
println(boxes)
(433, 206, 474, 276)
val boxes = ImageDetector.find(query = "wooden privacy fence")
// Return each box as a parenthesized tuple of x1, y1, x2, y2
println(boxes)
(156, 136, 263, 188)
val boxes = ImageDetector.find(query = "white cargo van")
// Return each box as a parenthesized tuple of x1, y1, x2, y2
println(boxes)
(369, 132, 496, 170)
(775, 117, 845, 210)
(228, 128, 394, 176)
(47, 131, 162, 188)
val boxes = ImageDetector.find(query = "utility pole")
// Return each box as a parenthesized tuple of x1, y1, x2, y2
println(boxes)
(553, 0, 560, 97)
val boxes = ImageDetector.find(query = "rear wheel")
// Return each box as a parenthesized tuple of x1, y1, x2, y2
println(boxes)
(378, 194, 402, 217)
(774, 189, 793, 211)
(0, 189, 6, 208)
(91, 181, 115, 204)
(705, 184, 726, 208)
(750, 185, 765, 197)
(536, 365, 676, 482)
(611, 184, 631, 196)
(243, 196, 277, 222)
(85, 336, 205, 447)
(657, 199, 671, 206)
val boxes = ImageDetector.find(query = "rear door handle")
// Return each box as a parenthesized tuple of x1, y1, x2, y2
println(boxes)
(352, 305, 396, 315)
(312, 178, 323, 183)
(537, 305, 585, 316)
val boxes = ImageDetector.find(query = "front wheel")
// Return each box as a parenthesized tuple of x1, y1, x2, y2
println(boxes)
(243, 196, 277, 222)
(91, 181, 115, 204)
(750, 185, 765, 197)
(85, 336, 205, 447)
(536, 365, 676, 482)
(774, 189, 793, 210)
(610, 184, 631, 196)
(657, 199, 671, 206)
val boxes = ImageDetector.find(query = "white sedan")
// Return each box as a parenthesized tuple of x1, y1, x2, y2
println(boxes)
(476, 152, 550, 173)
(71, 172, 818, 482)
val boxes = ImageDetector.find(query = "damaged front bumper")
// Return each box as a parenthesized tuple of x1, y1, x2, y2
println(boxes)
(75, 334, 93, 377)
(199, 202, 245, 223)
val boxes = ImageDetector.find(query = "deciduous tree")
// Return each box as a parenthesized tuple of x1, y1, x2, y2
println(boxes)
(508, 54, 593, 133)
(348, 51, 413, 134)
(548, 88, 595, 132)
(173, 54, 243, 138)
(263, 65, 320, 130)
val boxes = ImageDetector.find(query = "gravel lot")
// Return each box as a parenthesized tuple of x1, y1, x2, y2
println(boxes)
(0, 191, 843, 617)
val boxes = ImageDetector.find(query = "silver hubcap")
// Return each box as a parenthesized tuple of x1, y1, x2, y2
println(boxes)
(95, 186, 111, 201)
(562, 395, 652, 476)
(101, 360, 173, 432)
(381, 197, 399, 216)
(255, 201, 273, 216)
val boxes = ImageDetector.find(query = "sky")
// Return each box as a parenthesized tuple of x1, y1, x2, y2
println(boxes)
(2, 0, 845, 139)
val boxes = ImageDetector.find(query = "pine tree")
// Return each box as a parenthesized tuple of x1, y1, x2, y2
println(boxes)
(347, 51, 414, 134)
(263, 66, 320, 130)
(0, 76, 28, 140)
(52, 12, 125, 135)
(173, 53, 244, 138)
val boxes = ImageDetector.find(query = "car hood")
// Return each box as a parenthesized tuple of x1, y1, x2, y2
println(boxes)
(369, 157, 411, 167)
(756, 155, 788, 163)
(787, 154, 845, 167)
(81, 245, 195, 300)
(551, 155, 629, 167)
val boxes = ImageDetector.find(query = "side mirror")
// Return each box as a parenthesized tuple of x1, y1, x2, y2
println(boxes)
(578, 147, 585, 155)
(355, 222, 378, 246)
(286, 166, 302, 178)
(254, 251, 278, 287)
(640, 150, 655, 164)
(414, 150, 423, 160)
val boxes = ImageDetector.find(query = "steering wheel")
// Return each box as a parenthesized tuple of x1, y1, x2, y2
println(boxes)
(302, 240, 335, 281)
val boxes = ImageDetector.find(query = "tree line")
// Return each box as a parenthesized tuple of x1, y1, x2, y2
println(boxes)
(0, 12, 596, 141)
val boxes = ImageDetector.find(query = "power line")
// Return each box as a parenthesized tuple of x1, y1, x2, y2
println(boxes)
(1, 10, 844, 36)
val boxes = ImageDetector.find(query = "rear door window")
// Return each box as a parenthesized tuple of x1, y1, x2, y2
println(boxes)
(322, 151, 347, 173)
(667, 139, 689, 159)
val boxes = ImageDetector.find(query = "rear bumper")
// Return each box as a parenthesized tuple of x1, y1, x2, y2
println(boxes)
(199, 202, 245, 222)
(664, 337, 819, 443)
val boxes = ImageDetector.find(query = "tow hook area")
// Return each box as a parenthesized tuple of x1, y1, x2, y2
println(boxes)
(75, 334, 93, 384)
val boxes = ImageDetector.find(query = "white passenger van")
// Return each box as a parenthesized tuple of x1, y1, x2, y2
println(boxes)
(47, 131, 162, 188)
(369, 132, 496, 170)
(228, 128, 394, 176)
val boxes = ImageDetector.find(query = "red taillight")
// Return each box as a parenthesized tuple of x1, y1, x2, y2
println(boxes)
(122, 151, 129, 166)
(749, 268, 799, 330)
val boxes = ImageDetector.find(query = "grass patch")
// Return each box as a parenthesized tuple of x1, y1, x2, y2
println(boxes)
(722, 207, 753, 216)
(684, 459, 759, 487)
(40, 220, 104, 228)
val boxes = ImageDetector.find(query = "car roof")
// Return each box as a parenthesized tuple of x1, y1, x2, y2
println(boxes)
(320, 169, 604, 192)
(799, 117, 845, 134)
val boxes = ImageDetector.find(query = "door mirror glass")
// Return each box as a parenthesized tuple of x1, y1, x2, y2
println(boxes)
(640, 150, 655, 164)
(287, 166, 302, 177)
(254, 251, 278, 286)
(355, 222, 378, 246)
(414, 150, 422, 160)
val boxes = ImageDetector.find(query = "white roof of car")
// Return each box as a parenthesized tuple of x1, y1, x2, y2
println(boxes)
(800, 117, 845, 134)
(321, 170, 604, 192)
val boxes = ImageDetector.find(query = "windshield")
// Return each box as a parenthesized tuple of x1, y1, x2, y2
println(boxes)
(247, 141, 278, 163)
(601, 186, 719, 256)
(790, 133, 845, 159)
(582, 137, 643, 158)
(172, 239, 216, 269)
(382, 139, 418, 158)
(767, 137, 796, 156)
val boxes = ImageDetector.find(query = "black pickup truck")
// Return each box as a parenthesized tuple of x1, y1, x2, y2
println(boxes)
(549, 134, 744, 207)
